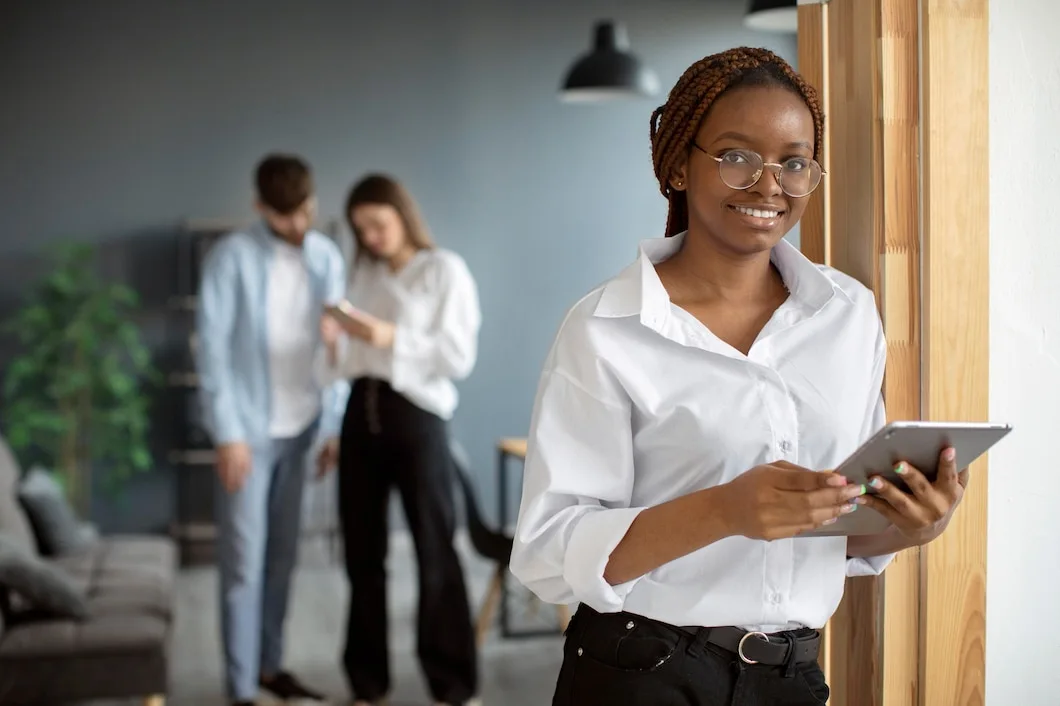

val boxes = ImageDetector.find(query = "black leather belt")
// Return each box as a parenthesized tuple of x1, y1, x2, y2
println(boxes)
(680, 625, 820, 666)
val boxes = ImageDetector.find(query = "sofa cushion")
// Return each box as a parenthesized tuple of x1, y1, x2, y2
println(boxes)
(0, 533, 88, 619)
(0, 535, 174, 657)
(17, 466, 98, 556)
(0, 607, 167, 658)
(0, 535, 175, 705)
(0, 610, 168, 705)
(52, 535, 175, 621)
(0, 437, 38, 555)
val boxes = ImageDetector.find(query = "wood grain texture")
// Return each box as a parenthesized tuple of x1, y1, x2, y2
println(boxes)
(797, 2, 832, 686)
(824, 0, 881, 291)
(919, 0, 990, 704)
(797, 2, 829, 267)
(879, 2, 923, 704)
(816, 2, 884, 704)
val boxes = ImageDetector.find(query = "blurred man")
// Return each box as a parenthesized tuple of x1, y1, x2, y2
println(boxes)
(196, 154, 348, 706)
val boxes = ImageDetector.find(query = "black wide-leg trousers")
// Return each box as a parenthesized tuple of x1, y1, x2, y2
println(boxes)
(338, 377, 478, 704)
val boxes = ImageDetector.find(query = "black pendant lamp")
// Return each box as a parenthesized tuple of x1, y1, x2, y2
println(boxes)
(744, 0, 798, 33)
(560, 20, 660, 103)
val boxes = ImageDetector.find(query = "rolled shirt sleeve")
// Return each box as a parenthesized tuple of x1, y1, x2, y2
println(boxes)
(846, 551, 894, 577)
(510, 353, 645, 613)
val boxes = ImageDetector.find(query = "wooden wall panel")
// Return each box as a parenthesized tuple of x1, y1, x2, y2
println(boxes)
(823, 0, 881, 290)
(799, 2, 925, 704)
(817, 2, 884, 705)
(796, 2, 828, 267)
(799, 1, 990, 704)
(919, 0, 990, 704)
(879, 2, 922, 705)
(796, 6, 832, 683)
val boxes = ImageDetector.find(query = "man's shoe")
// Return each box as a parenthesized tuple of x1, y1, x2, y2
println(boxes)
(259, 671, 325, 701)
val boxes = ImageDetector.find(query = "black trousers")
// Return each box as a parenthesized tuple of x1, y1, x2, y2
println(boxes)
(338, 378, 478, 704)
(554, 606, 830, 706)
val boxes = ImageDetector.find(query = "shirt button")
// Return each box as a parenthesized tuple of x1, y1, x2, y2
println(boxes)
(771, 592, 782, 605)
(779, 439, 793, 453)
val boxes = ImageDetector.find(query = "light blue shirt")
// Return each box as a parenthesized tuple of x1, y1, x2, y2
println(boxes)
(194, 220, 350, 447)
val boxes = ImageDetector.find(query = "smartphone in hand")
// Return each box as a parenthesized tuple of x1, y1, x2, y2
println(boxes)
(324, 300, 364, 326)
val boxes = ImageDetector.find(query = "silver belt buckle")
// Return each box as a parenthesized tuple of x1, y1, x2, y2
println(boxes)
(737, 631, 769, 664)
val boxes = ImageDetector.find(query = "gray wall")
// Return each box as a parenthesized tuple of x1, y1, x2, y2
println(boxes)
(0, 0, 796, 531)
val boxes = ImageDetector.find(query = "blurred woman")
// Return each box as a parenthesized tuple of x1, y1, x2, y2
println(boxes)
(319, 174, 481, 706)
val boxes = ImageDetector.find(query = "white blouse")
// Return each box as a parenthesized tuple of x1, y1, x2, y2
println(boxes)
(509, 233, 894, 633)
(333, 248, 481, 420)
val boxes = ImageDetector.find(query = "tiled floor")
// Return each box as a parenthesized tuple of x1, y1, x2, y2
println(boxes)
(98, 533, 564, 706)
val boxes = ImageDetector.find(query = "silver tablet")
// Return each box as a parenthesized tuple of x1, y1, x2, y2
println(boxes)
(800, 421, 1013, 537)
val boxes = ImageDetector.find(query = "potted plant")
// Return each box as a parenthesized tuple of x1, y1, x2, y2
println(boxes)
(2, 241, 157, 517)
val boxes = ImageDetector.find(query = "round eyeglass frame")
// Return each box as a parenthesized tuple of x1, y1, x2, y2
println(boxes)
(691, 143, 825, 198)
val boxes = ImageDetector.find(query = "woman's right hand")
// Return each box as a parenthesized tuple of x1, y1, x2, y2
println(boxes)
(717, 461, 867, 540)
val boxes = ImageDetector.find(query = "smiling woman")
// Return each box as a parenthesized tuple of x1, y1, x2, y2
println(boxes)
(650, 48, 824, 240)
(508, 46, 971, 706)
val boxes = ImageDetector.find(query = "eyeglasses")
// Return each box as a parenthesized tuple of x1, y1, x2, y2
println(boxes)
(692, 144, 824, 198)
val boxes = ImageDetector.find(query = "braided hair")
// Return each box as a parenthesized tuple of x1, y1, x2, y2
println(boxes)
(650, 47, 824, 237)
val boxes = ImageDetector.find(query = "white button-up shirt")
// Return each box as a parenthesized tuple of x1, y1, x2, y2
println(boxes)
(510, 233, 893, 633)
(334, 248, 481, 420)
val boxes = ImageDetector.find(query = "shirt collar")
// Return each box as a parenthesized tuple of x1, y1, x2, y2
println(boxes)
(250, 219, 307, 256)
(593, 231, 851, 323)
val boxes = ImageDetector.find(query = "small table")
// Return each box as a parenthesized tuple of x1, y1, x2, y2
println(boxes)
(495, 437, 570, 640)
(496, 437, 527, 534)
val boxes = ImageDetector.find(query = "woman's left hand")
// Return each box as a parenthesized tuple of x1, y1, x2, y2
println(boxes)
(344, 311, 396, 349)
(858, 447, 969, 544)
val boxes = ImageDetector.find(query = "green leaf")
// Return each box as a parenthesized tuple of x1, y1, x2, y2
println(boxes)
(2, 238, 156, 502)
(108, 285, 138, 306)
(4, 426, 30, 450)
(130, 446, 152, 470)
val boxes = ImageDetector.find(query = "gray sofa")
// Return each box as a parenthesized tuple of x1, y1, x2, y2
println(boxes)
(0, 434, 176, 705)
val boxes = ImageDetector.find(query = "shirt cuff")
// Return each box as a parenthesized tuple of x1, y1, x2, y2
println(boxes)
(562, 507, 646, 613)
(320, 380, 350, 439)
(846, 553, 896, 577)
(209, 407, 245, 446)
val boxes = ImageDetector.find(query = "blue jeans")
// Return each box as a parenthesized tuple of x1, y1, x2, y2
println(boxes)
(216, 419, 318, 701)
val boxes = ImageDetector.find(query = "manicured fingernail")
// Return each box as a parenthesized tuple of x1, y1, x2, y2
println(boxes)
(854, 496, 868, 505)
(869, 477, 883, 489)
(827, 474, 848, 487)
(841, 503, 858, 513)
(944, 447, 956, 462)
(823, 518, 837, 525)
(895, 463, 906, 475)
